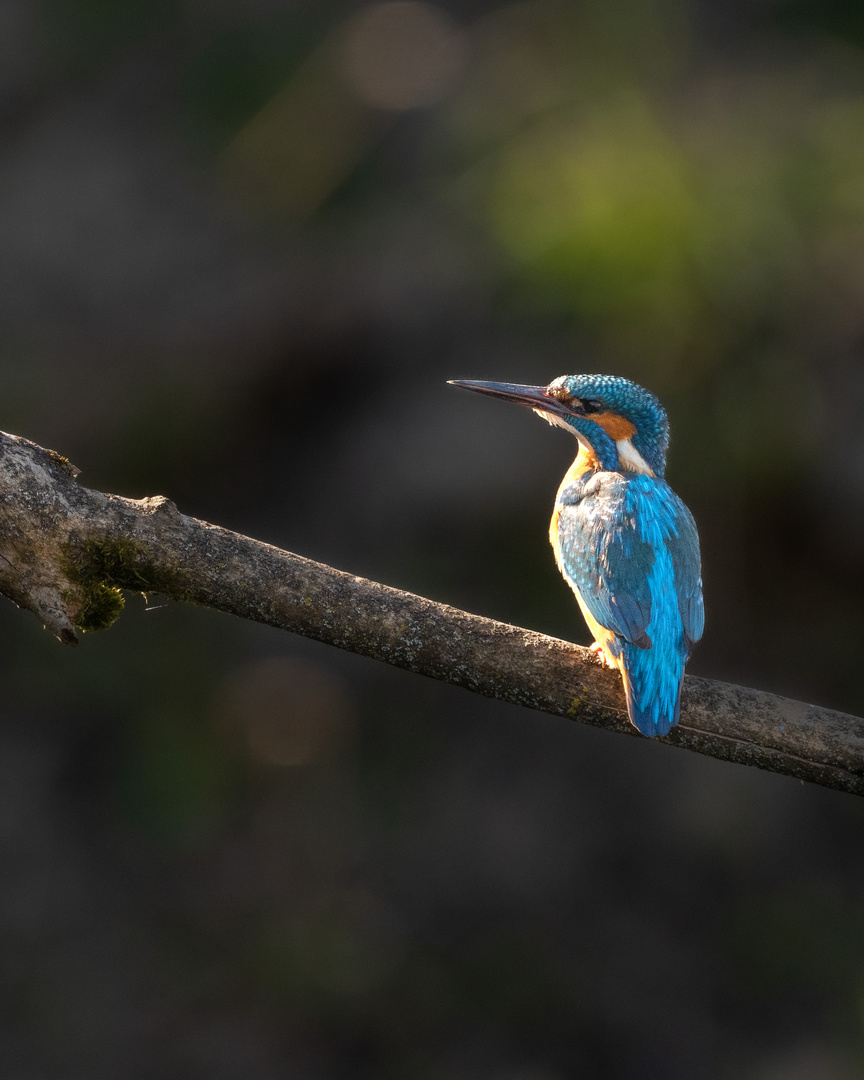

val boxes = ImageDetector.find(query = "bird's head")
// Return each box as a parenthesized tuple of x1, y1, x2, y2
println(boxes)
(449, 374, 670, 477)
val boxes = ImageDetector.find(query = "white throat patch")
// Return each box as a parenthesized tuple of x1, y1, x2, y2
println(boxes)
(616, 438, 654, 476)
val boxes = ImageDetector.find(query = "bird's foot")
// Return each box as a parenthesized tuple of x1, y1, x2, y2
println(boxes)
(589, 641, 618, 669)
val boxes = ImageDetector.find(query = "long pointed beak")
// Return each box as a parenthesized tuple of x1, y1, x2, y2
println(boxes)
(447, 380, 569, 417)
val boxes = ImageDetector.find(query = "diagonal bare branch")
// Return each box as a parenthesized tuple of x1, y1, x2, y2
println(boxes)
(0, 429, 861, 796)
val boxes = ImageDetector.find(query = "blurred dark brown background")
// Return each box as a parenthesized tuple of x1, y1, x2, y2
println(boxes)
(2, 0, 864, 1076)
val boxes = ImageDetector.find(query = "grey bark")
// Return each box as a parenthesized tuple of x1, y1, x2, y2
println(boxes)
(0, 429, 861, 796)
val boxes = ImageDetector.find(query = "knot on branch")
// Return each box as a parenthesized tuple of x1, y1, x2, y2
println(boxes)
(137, 495, 180, 519)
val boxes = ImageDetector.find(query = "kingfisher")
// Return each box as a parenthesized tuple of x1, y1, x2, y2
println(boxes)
(449, 374, 703, 738)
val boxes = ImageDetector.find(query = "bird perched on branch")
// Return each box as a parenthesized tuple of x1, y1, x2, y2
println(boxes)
(449, 374, 703, 737)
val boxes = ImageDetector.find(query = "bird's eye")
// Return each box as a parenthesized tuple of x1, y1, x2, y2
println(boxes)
(581, 399, 603, 414)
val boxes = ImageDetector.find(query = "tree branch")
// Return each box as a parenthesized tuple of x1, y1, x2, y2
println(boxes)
(0, 429, 861, 796)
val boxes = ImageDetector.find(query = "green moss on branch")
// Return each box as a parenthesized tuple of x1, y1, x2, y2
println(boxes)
(68, 582, 125, 632)
(60, 536, 195, 631)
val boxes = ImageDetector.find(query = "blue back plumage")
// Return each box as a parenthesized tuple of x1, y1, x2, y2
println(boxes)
(555, 471, 703, 737)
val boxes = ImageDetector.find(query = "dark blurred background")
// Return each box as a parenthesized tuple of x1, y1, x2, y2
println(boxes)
(1, 0, 864, 1076)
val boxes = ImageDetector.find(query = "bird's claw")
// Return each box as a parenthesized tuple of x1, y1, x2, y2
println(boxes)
(589, 641, 618, 669)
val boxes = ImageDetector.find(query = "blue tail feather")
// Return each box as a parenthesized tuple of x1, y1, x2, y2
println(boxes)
(622, 678, 681, 737)
(620, 644, 684, 738)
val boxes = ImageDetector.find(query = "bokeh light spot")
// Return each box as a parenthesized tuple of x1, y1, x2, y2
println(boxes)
(342, 1, 466, 110)
(220, 657, 353, 767)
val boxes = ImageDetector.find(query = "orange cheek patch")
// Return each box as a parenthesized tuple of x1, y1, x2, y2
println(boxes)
(593, 412, 636, 441)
